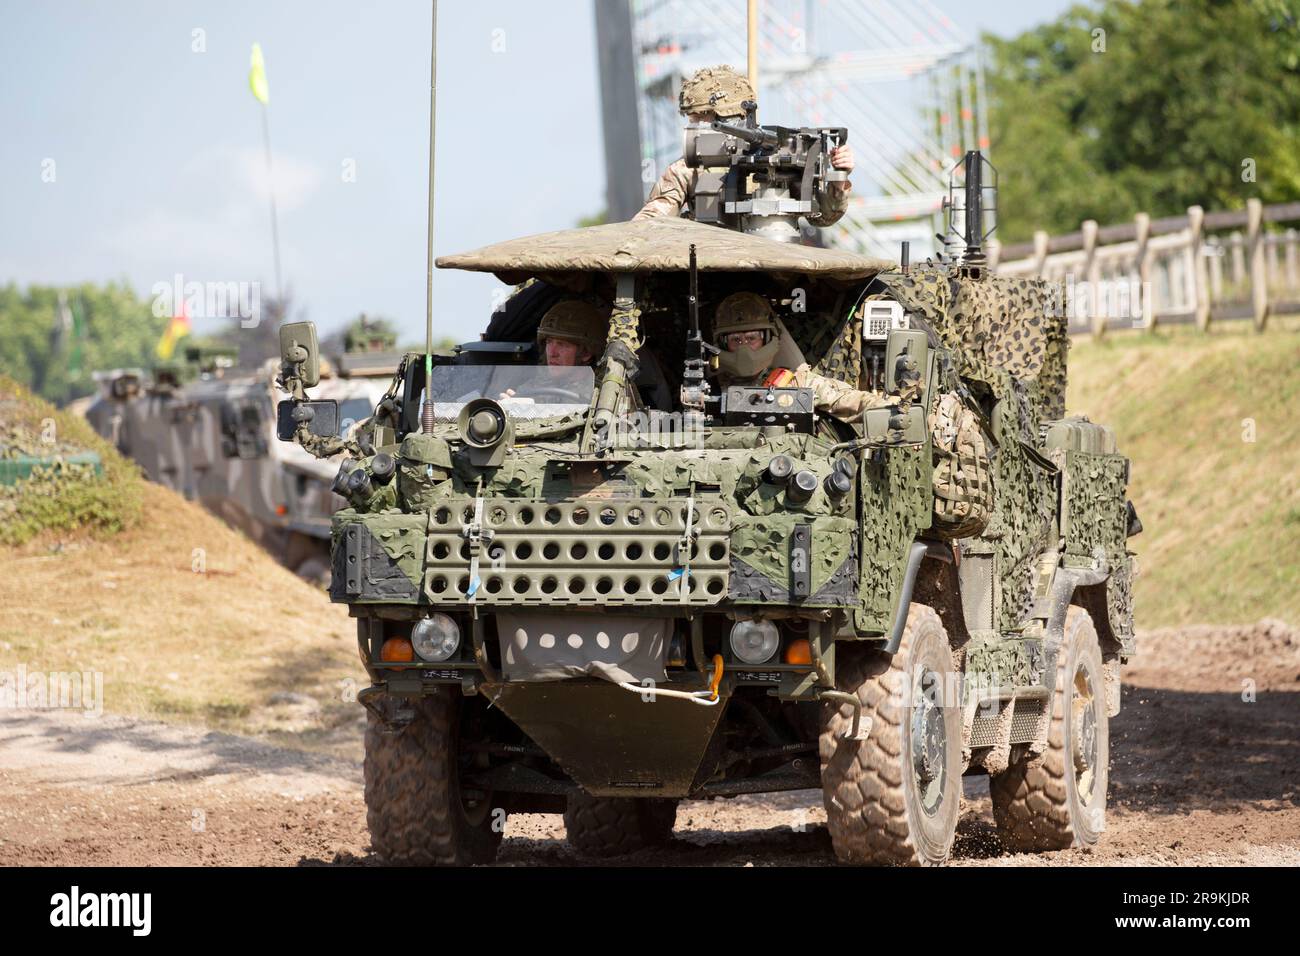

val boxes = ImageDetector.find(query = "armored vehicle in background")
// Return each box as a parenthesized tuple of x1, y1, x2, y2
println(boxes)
(278, 213, 1138, 866)
(84, 343, 391, 581)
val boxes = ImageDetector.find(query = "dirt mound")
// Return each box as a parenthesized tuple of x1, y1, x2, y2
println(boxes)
(0, 480, 364, 754)
(1067, 322, 1300, 628)
(1126, 618, 1299, 692)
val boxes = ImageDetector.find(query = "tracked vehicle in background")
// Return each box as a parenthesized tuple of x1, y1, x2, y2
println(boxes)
(84, 342, 391, 582)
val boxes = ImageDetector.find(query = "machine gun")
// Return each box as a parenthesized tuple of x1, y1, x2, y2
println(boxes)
(682, 100, 849, 243)
(680, 244, 720, 421)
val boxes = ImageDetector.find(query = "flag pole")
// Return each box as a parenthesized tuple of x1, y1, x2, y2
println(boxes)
(249, 43, 283, 314)
(260, 103, 284, 310)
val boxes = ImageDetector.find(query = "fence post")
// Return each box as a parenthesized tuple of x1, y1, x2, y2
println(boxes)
(1032, 230, 1049, 277)
(1188, 205, 1209, 331)
(1266, 233, 1280, 293)
(1082, 219, 1103, 338)
(1247, 198, 1270, 331)
(1135, 211, 1153, 331)
(1286, 228, 1298, 293)
(1209, 238, 1223, 305)
(1230, 231, 1246, 288)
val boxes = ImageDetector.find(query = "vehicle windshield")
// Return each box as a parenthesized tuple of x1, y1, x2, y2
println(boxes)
(422, 365, 594, 421)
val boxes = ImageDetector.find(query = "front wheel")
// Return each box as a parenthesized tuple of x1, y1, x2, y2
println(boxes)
(819, 604, 962, 865)
(563, 792, 678, 857)
(364, 692, 503, 865)
(990, 606, 1109, 852)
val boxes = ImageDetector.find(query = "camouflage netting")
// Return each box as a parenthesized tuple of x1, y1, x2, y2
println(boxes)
(876, 269, 1069, 424)
(811, 301, 864, 388)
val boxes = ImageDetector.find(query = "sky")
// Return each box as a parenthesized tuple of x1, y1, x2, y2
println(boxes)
(0, 0, 1075, 347)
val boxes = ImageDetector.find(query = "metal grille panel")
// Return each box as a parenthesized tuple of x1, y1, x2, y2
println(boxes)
(422, 498, 731, 606)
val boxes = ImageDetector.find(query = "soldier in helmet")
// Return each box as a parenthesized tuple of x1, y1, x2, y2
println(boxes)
(633, 65, 855, 224)
(712, 291, 888, 423)
(536, 299, 606, 367)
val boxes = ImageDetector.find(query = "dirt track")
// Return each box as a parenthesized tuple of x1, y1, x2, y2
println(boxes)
(1, 621, 1297, 867)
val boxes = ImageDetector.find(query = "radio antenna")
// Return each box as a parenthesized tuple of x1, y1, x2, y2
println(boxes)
(421, 0, 439, 433)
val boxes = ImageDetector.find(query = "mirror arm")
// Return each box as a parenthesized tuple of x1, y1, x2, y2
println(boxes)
(293, 427, 356, 460)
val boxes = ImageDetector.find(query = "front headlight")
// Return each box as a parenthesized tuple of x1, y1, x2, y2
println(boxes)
(411, 613, 460, 662)
(730, 620, 780, 665)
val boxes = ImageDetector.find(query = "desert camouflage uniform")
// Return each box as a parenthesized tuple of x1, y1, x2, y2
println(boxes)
(755, 363, 891, 424)
(633, 158, 851, 225)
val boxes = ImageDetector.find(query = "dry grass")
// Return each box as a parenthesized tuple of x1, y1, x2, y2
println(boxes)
(0, 482, 364, 753)
(1067, 317, 1300, 628)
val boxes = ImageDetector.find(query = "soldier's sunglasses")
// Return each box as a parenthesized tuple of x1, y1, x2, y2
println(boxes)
(724, 330, 768, 350)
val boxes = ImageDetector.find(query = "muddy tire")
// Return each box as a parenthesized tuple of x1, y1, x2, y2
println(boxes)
(819, 604, 962, 865)
(363, 691, 503, 865)
(563, 792, 678, 857)
(294, 557, 331, 588)
(990, 606, 1108, 852)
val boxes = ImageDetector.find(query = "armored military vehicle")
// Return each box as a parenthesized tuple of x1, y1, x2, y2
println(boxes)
(84, 344, 390, 581)
(277, 195, 1138, 864)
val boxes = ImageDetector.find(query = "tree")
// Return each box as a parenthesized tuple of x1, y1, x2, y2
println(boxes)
(984, 0, 1300, 241)
(0, 282, 166, 406)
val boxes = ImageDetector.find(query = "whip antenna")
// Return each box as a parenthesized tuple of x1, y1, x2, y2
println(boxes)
(421, 0, 439, 433)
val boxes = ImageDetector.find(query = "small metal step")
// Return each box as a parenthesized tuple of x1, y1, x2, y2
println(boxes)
(969, 697, 1045, 749)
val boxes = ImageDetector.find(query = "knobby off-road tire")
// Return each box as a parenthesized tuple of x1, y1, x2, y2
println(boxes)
(293, 557, 331, 588)
(364, 691, 503, 865)
(819, 604, 962, 865)
(563, 792, 678, 857)
(990, 605, 1108, 852)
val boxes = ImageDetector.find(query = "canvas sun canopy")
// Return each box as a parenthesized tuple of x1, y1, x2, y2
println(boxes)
(435, 217, 893, 285)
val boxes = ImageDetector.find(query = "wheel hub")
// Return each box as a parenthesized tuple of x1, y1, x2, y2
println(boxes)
(910, 670, 947, 811)
(1075, 705, 1097, 773)
(1071, 663, 1100, 802)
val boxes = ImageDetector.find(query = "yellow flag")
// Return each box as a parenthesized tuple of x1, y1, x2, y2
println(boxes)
(249, 42, 270, 105)
(155, 308, 191, 361)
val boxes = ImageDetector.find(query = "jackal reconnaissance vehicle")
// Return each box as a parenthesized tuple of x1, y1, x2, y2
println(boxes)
(277, 202, 1138, 866)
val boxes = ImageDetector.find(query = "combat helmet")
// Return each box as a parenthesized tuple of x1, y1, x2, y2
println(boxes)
(537, 300, 607, 359)
(678, 65, 754, 119)
(713, 291, 781, 381)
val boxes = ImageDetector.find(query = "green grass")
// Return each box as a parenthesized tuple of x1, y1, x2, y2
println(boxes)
(0, 376, 144, 545)
(1067, 318, 1300, 628)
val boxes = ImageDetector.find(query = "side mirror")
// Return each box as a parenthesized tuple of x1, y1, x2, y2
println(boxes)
(279, 321, 321, 388)
(457, 398, 512, 466)
(863, 405, 927, 445)
(884, 328, 929, 397)
(276, 399, 339, 441)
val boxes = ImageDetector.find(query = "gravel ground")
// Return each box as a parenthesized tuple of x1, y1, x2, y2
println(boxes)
(1, 621, 1296, 867)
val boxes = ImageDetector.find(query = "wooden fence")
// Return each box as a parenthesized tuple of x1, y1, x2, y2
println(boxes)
(990, 198, 1300, 336)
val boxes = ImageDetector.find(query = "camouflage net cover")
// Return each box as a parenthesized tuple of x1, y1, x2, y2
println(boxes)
(877, 269, 1069, 423)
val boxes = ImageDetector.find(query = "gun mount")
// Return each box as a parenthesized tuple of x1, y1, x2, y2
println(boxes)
(683, 100, 848, 243)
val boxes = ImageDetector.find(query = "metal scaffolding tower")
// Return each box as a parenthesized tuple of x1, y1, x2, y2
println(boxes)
(597, 0, 988, 258)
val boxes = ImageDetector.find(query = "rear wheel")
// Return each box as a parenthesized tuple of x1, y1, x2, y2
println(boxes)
(293, 557, 331, 587)
(819, 604, 962, 865)
(364, 691, 503, 865)
(563, 792, 678, 857)
(990, 606, 1108, 852)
